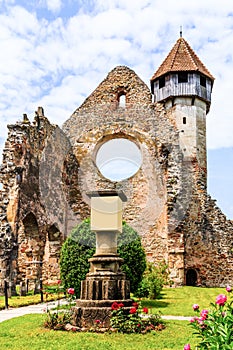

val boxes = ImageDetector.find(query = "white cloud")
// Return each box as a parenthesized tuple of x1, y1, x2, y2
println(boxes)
(0, 0, 233, 150)
(0, 0, 233, 216)
(45, 0, 62, 13)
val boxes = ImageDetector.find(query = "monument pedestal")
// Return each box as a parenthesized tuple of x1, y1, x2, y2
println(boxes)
(72, 191, 132, 328)
(73, 253, 132, 327)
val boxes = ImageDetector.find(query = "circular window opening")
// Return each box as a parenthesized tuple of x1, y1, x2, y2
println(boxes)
(96, 138, 142, 181)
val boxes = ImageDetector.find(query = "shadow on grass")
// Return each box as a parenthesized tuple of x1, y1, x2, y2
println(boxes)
(141, 300, 169, 309)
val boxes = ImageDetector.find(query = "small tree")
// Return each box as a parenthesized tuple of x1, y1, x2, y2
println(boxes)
(60, 219, 146, 297)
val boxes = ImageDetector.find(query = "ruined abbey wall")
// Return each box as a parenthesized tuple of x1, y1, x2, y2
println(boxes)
(0, 109, 69, 293)
(0, 66, 232, 294)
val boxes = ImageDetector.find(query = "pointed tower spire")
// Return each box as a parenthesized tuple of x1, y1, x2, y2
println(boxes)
(150, 37, 214, 112)
(151, 37, 214, 82)
(180, 26, 182, 38)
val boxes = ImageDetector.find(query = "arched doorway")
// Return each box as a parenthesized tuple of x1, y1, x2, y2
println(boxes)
(186, 269, 198, 286)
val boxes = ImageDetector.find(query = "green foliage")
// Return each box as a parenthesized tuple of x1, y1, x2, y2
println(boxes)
(134, 261, 170, 299)
(44, 309, 72, 330)
(189, 288, 233, 349)
(60, 219, 146, 296)
(110, 301, 164, 333)
(44, 289, 75, 330)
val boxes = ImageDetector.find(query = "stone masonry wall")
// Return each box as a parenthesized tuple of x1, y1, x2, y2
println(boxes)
(0, 108, 75, 293)
(0, 65, 233, 293)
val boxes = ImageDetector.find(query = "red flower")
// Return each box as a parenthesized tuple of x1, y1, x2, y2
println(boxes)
(143, 307, 148, 314)
(67, 287, 75, 295)
(111, 302, 120, 310)
(95, 319, 101, 324)
(216, 294, 227, 306)
(129, 307, 137, 314)
(57, 279, 61, 284)
(132, 302, 139, 309)
(118, 303, 124, 308)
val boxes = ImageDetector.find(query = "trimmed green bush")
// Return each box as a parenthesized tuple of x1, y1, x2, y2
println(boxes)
(60, 219, 146, 297)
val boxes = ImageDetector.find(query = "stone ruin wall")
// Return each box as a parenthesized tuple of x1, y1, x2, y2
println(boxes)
(0, 66, 233, 293)
(0, 108, 73, 293)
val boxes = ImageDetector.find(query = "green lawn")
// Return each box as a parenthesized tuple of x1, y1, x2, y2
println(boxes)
(0, 286, 227, 349)
(0, 286, 225, 316)
(0, 293, 62, 310)
(0, 314, 198, 350)
(142, 286, 225, 316)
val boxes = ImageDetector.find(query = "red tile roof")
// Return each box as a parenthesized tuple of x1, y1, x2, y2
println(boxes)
(151, 37, 215, 81)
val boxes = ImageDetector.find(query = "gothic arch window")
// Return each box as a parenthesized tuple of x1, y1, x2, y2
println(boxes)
(23, 213, 38, 238)
(186, 268, 198, 286)
(48, 224, 61, 242)
(117, 91, 126, 108)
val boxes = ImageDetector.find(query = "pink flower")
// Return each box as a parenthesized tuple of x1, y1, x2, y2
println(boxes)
(226, 285, 232, 292)
(192, 304, 199, 311)
(95, 319, 101, 324)
(200, 309, 208, 319)
(197, 318, 204, 326)
(184, 344, 191, 350)
(143, 307, 148, 314)
(67, 287, 75, 295)
(190, 317, 197, 323)
(111, 302, 120, 310)
(57, 279, 61, 284)
(130, 307, 137, 314)
(216, 294, 227, 306)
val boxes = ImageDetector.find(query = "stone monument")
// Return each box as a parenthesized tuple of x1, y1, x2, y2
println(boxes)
(73, 190, 132, 328)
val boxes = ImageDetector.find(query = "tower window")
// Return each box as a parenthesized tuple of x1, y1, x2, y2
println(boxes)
(119, 94, 126, 108)
(183, 117, 186, 124)
(117, 92, 126, 108)
(159, 76, 165, 88)
(200, 75, 206, 87)
(178, 72, 188, 83)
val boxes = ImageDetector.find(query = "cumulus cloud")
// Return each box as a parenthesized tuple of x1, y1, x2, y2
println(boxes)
(0, 0, 233, 216)
(0, 1, 233, 149)
(44, 0, 62, 13)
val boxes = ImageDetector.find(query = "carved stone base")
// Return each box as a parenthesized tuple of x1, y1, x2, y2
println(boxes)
(73, 251, 133, 329)
(73, 299, 132, 328)
(81, 274, 130, 300)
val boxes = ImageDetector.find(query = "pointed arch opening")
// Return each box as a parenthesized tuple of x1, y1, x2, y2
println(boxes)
(186, 268, 198, 286)
(23, 213, 39, 238)
(117, 91, 126, 108)
(48, 224, 61, 242)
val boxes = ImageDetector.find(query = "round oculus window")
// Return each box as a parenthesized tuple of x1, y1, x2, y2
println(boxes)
(96, 138, 142, 181)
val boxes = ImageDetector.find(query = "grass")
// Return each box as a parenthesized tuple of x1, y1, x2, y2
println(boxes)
(0, 293, 63, 310)
(0, 314, 198, 350)
(0, 286, 227, 349)
(142, 286, 225, 316)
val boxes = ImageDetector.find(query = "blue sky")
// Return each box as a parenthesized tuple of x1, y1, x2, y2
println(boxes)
(0, 0, 233, 218)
